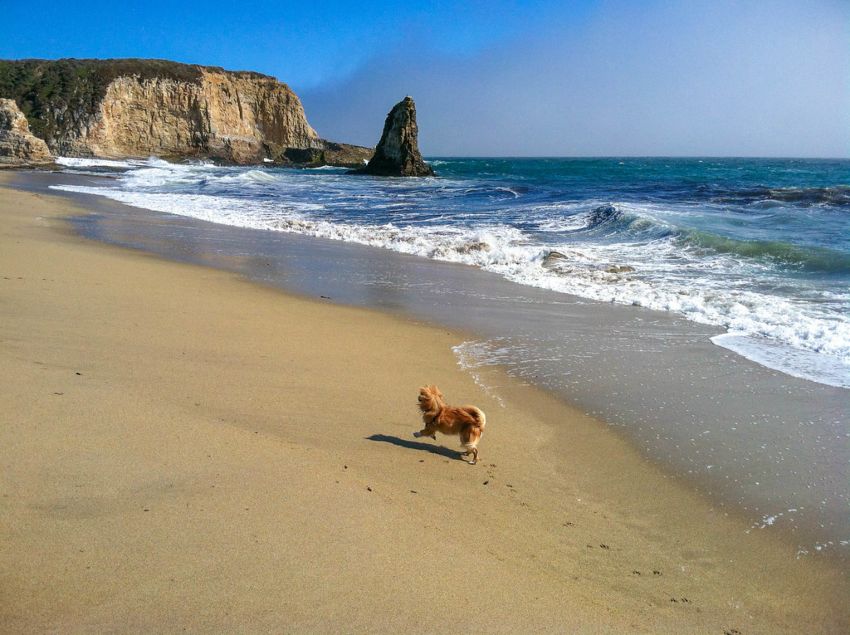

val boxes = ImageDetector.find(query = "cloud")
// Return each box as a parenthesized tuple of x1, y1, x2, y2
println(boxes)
(300, 0, 850, 157)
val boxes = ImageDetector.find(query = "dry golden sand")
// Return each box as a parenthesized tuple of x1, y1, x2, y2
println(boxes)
(1, 179, 847, 633)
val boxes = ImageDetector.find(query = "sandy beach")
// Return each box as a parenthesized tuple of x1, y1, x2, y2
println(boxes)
(1, 176, 848, 633)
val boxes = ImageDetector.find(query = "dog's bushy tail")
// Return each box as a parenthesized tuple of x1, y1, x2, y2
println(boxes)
(460, 406, 486, 452)
(468, 407, 486, 429)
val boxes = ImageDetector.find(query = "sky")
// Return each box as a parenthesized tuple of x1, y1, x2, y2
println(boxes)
(2, 0, 848, 157)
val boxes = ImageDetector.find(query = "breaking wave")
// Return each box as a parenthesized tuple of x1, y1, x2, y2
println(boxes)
(678, 231, 850, 273)
(49, 156, 850, 387)
(565, 204, 850, 273)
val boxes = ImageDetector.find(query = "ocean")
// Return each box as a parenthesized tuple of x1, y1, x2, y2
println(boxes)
(53, 156, 850, 389)
(38, 156, 850, 557)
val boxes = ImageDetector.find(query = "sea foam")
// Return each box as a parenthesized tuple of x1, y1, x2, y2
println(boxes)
(50, 156, 850, 389)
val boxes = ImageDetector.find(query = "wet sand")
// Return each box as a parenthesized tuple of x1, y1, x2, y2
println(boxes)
(1, 177, 848, 633)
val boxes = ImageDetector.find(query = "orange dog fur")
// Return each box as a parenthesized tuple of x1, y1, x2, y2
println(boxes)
(414, 385, 486, 465)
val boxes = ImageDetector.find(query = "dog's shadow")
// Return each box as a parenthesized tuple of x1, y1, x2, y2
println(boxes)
(366, 433, 462, 460)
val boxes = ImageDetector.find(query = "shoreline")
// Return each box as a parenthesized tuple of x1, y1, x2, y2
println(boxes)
(45, 155, 850, 394)
(18, 167, 850, 555)
(1, 176, 848, 632)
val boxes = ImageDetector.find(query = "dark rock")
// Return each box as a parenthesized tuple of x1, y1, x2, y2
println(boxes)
(276, 141, 373, 168)
(357, 96, 434, 177)
(282, 147, 324, 165)
(587, 204, 620, 227)
(605, 265, 635, 274)
(318, 140, 373, 168)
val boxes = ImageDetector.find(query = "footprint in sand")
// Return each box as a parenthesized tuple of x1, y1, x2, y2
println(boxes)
(633, 569, 663, 578)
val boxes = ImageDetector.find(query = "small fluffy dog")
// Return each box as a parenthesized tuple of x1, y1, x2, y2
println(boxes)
(414, 385, 486, 465)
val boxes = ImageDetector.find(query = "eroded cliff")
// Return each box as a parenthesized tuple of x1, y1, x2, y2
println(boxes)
(0, 98, 52, 166)
(0, 59, 329, 164)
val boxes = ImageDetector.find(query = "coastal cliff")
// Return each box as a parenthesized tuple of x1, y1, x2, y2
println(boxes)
(80, 70, 320, 163)
(0, 59, 368, 165)
(0, 98, 52, 166)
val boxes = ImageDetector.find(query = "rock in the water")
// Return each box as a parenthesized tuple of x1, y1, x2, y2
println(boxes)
(279, 141, 373, 168)
(605, 265, 635, 274)
(587, 204, 620, 226)
(317, 141, 374, 168)
(542, 251, 568, 268)
(0, 99, 52, 166)
(359, 96, 434, 176)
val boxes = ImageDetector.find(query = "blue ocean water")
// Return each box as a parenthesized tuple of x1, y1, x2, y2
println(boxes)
(53, 156, 850, 388)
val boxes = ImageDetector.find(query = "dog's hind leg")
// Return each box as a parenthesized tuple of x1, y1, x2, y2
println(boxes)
(461, 428, 481, 465)
(460, 444, 478, 465)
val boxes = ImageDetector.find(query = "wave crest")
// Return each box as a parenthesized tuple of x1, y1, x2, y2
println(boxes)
(680, 231, 850, 273)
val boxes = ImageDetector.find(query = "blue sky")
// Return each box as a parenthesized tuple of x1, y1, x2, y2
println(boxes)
(2, 1, 848, 157)
(1, 1, 580, 88)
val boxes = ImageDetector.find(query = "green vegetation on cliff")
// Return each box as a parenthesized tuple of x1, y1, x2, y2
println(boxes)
(0, 58, 270, 143)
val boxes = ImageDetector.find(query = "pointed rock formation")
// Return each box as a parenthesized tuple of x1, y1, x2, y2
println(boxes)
(359, 96, 434, 176)
(0, 99, 53, 166)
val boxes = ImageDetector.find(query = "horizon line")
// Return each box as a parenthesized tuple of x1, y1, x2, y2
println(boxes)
(423, 155, 850, 161)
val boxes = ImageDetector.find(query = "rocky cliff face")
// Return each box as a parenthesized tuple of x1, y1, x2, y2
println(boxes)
(0, 98, 52, 165)
(0, 59, 323, 164)
(67, 70, 321, 162)
(359, 96, 434, 176)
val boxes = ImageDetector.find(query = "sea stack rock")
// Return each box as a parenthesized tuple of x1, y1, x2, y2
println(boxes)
(359, 96, 434, 176)
(0, 99, 53, 166)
